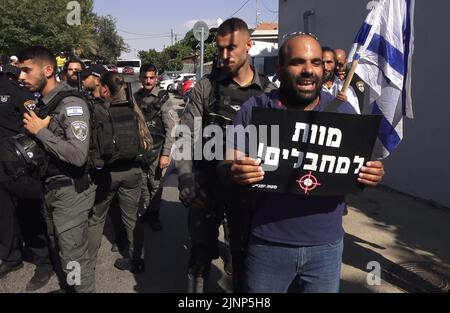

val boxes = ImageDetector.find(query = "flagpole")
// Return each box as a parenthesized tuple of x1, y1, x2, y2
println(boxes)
(341, 1, 382, 95)
(340, 58, 359, 94)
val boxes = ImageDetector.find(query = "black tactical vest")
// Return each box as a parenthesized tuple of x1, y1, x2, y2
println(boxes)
(38, 90, 88, 180)
(135, 89, 169, 149)
(204, 73, 270, 130)
(107, 98, 142, 165)
(88, 97, 114, 168)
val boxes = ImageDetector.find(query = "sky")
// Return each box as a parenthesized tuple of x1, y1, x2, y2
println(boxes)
(93, 0, 279, 59)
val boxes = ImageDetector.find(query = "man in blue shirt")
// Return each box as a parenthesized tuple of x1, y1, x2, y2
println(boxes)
(218, 34, 384, 292)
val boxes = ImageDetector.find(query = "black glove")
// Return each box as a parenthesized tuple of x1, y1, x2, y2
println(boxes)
(178, 173, 206, 208)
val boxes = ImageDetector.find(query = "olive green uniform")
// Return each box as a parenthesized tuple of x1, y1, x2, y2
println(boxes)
(35, 82, 96, 293)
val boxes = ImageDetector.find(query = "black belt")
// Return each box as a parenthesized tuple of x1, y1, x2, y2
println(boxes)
(105, 160, 141, 171)
(45, 178, 73, 192)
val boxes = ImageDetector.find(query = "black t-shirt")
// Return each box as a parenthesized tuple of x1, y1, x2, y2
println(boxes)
(0, 76, 36, 139)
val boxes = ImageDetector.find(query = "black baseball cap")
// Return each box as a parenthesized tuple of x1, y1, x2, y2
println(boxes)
(81, 64, 107, 80)
(0, 64, 20, 79)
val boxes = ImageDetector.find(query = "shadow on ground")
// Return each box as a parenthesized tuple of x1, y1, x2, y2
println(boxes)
(343, 187, 450, 293)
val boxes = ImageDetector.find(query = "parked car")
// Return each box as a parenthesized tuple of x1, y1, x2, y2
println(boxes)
(159, 71, 180, 81)
(181, 76, 196, 97)
(106, 64, 118, 72)
(171, 73, 196, 94)
(159, 78, 175, 91)
(122, 66, 134, 75)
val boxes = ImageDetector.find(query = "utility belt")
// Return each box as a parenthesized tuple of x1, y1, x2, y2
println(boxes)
(44, 174, 90, 193)
(104, 159, 141, 171)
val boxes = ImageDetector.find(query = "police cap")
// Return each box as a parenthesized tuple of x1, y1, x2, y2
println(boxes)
(81, 64, 107, 80)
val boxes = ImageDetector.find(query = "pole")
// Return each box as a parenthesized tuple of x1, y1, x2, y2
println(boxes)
(200, 27, 204, 78)
(340, 59, 359, 94)
(171, 29, 174, 46)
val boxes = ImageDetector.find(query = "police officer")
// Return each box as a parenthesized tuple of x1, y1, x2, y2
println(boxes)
(18, 46, 96, 293)
(175, 18, 276, 292)
(134, 63, 176, 231)
(81, 65, 126, 253)
(88, 72, 151, 274)
(81, 64, 107, 99)
(0, 72, 53, 291)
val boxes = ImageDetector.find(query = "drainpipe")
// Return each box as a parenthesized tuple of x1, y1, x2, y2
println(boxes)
(303, 10, 315, 34)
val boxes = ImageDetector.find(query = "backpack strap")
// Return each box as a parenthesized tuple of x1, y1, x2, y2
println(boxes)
(41, 90, 84, 116)
(157, 89, 170, 106)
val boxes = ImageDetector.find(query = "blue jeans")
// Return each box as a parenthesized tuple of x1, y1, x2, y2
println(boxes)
(245, 236, 344, 293)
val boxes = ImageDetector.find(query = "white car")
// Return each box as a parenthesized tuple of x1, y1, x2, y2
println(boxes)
(159, 78, 175, 91)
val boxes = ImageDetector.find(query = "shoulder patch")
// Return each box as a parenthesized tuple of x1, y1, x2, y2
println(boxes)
(1, 95, 11, 103)
(23, 99, 38, 111)
(66, 106, 84, 116)
(356, 81, 365, 93)
(71, 121, 88, 141)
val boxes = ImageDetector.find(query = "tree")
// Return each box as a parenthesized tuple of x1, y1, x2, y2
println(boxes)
(0, 0, 96, 55)
(0, 0, 127, 63)
(138, 29, 218, 73)
(87, 14, 129, 64)
(138, 49, 162, 71)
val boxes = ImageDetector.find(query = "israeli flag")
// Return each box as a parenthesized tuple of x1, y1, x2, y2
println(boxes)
(348, 0, 415, 159)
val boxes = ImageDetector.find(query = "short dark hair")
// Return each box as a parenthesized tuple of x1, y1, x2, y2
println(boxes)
(217, 17, 250, 37)
(100, 71, 124, 96)
(140, 63, 158, 76)
(322, 46, 337, 62)
(63, 57, 85, 73)
(17, 46, 56, 75)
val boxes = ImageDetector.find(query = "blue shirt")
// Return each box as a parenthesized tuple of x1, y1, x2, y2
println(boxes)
(233, 89, 357, 246)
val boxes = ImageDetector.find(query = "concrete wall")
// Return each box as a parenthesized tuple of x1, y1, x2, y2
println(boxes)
(279, 0, 450, 207)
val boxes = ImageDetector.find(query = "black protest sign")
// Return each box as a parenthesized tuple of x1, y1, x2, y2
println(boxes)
(249, 107, 381, 196)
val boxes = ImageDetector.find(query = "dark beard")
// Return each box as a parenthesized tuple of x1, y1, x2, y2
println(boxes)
(67, 76, 78, 87)
(28, 72, 47, 93)
(323, 70, 334, 83)
(279, 69, 323, 108)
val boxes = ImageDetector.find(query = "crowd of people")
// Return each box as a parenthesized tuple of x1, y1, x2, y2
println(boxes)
(0, 17, 384, 293)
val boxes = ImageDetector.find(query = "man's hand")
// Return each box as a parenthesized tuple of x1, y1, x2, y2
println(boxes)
(159, 155, 170, 169)
(358, 160, 385, 187)
(230, 157, 265, 186)
(23, 111, 51, 135)
(336, 91, 348, 102)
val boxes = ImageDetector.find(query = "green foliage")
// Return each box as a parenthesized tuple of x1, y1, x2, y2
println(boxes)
(138, 29, 217, 73)
(0, 0, 127, 63)
(138, 48, 162, 71)
(86, 14, 129, 64)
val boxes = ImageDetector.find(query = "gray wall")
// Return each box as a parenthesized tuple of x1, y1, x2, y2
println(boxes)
(279, 0, 450, 207)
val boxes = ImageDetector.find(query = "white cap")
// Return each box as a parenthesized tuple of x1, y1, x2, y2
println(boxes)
(10, 56, 18, 61)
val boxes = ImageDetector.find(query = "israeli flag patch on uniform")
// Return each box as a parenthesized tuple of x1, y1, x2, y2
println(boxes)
(66, 106, 84, 116)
